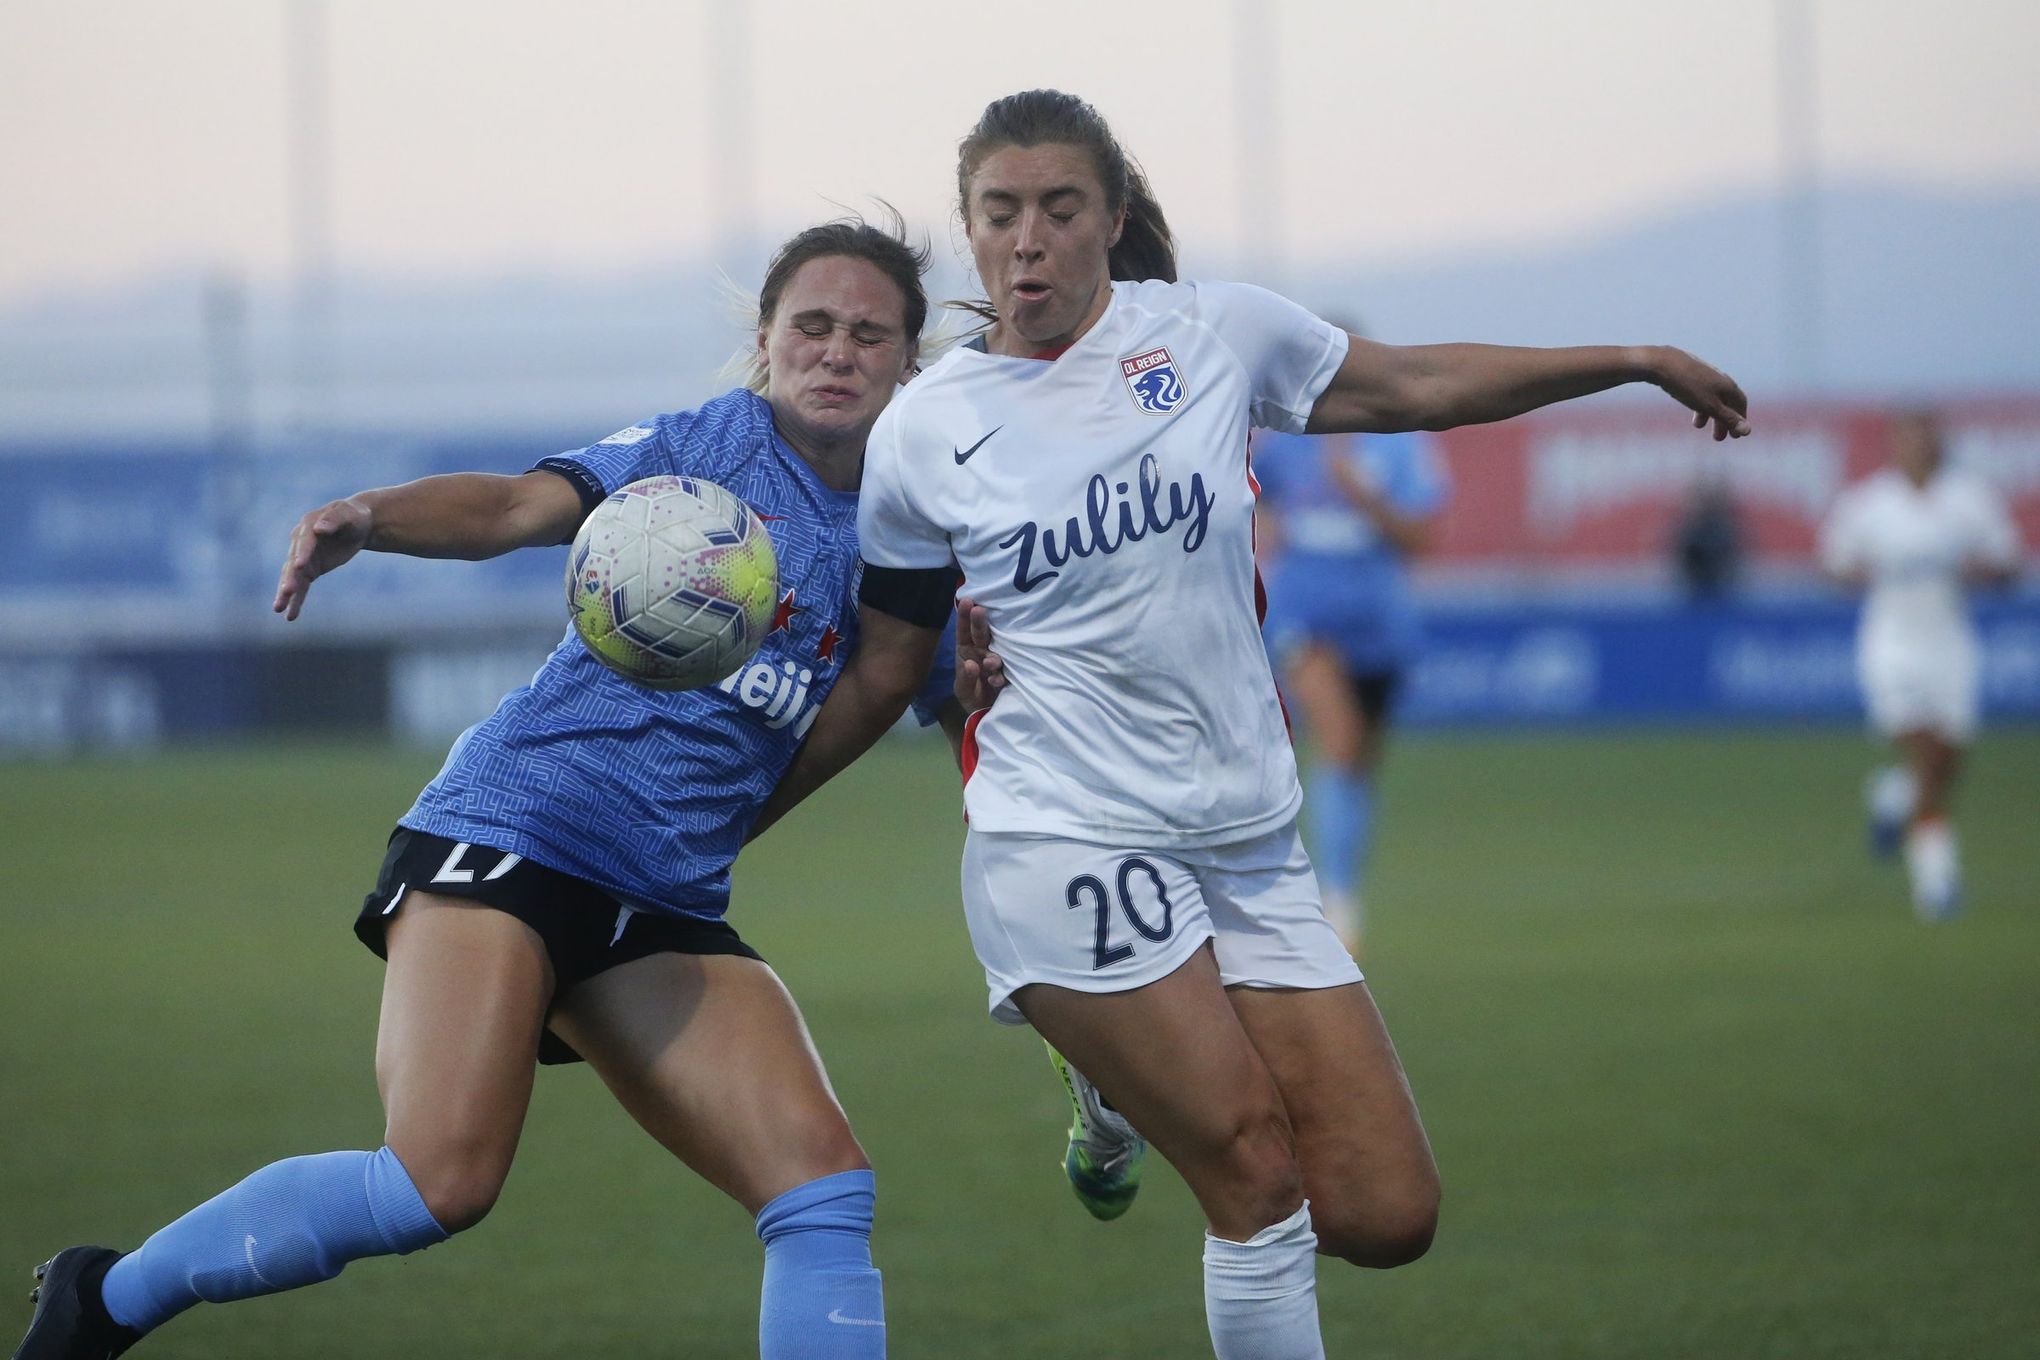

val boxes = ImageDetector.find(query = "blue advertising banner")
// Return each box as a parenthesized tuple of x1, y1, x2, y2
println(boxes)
(1403, 599, 2040, 726)
(0, 435, 579, 641)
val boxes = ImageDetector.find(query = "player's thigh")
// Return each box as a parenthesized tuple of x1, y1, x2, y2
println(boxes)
(1195, 827, 1435, 1261)
(1283, 641, 1365, 765)
(1015, 947, 1303, 1237)
(377, 893, 554, 1227)
(1895, 727, 1965, 808)
(548, 951, 866, 1215)
(1229, 980, 1439, 1265)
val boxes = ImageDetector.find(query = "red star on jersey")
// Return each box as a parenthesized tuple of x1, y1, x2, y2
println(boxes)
(816, 622, 843, 665)
(769, 589, 803, 634)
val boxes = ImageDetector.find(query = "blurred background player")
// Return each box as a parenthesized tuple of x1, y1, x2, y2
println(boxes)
(13, 215, 948, 1360)
(1819, 410, 2023, 919)
(1669, 474, 1746, 603)
(1253, 350, 1449, 953)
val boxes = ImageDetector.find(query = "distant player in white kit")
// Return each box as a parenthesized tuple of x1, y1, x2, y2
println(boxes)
(1819, 411, 2022, 919)
(754, 90, 1751, 1359)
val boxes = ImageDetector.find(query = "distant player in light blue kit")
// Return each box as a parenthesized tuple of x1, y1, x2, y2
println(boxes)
(14, 215, 950, 1360)
(1254, 400, 1449, 950)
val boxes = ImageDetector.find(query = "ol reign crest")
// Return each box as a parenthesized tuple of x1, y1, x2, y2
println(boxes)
(1120, 347, 1185, 415)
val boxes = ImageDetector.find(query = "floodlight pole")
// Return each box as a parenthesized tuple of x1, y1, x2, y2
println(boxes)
(707, 4, 757, 278)
(205, 271, 253, 625)
(288, 0, 335, 432)
(1232, 0, 1285, 294)
(1776, 0, 1822, 392)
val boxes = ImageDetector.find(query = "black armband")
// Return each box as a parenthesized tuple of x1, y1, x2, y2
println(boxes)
(858, 562, 960, 628)
(532, 458, 608, 543)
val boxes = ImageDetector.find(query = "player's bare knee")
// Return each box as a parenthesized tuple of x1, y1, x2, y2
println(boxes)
(1314, 1185, 1440, 1268)
(1211, 1104, 1304, 1227)
(387, 1139, 510, 1235)
(412, 1167, 505, 1235)
(787, 1123, 872, 1188)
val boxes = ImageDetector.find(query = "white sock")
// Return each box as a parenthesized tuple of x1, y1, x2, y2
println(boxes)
(1203, 1201, 1325, 1360)
(1866, 764, 1917, 828)
(1320, 888, 1363, 949)
(1904, 819, 1961, 918)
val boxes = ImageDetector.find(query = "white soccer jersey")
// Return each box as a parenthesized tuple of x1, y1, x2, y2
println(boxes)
(862, 279, 1348, 846)
(1819, 466, 2021, 657)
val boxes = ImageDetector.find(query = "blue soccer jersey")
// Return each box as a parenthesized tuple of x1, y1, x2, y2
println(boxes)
(1254, 428, 1448, 673)
(402, 388, 953, 920)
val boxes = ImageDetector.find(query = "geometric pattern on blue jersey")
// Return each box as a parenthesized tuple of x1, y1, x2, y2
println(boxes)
(403, 389, 954, 921)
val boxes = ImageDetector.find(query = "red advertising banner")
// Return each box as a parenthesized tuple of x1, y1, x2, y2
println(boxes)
(1428, 399, 2040, 565)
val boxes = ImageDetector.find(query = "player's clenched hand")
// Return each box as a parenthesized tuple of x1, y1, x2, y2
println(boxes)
(1647, 346, 1751, 441)
(274, 497, 373, 621)
(954, 595, 1008, 713)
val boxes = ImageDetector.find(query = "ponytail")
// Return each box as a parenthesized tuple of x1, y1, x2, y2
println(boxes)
(1109, 158, 1176, 283)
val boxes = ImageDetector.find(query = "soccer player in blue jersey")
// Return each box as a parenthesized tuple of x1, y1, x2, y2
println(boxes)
(1253, 408, 1450, 951)
(15, 215, 946, 1360)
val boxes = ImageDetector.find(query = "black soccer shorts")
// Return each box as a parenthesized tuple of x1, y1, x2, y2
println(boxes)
(356, 827, 764, 1065)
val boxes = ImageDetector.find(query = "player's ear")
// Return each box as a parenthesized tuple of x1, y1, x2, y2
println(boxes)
(1106, 205, 1125, 251)
(899, 342, 920, 384)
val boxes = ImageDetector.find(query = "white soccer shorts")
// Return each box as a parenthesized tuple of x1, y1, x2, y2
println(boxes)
(960, 821, 1364, 1025)
(1860, 639, 1980, 743)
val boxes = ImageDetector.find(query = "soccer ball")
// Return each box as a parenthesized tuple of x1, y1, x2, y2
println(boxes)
(565, 476, 780, 690)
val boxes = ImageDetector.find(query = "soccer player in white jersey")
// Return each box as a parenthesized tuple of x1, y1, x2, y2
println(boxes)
(752, 90, 1751, 1360)
(1819, 411, 2022, 919)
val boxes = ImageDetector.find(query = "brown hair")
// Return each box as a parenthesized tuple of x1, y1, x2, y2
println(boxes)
(956, 90, 1177, 286)
(747, 205, 930, 391)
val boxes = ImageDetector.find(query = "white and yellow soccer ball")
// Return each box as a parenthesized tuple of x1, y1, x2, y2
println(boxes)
(566, 475, 779, 690)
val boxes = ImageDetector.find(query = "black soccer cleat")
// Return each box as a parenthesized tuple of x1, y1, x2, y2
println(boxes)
(14, 1247, 141, 1359)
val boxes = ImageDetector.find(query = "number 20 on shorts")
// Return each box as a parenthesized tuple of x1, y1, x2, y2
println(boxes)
(1066, 857, 1176, 971)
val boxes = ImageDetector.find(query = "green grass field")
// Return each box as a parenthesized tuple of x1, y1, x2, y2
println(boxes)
(3, 729, 2036, 1358)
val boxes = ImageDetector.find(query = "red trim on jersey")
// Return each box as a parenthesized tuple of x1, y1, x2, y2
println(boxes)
(957, 707, 986, 825)
(960, 707, 985, 785)
(1244, 433, 1294, 741)
(1030, 342, 1074, 361)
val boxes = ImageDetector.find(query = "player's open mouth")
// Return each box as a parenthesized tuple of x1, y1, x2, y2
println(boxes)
(1012, 280, 1051, 302)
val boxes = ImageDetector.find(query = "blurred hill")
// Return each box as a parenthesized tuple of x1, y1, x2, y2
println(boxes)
(2, 183, 2036, 442)
(1314, 183, 2040, 398)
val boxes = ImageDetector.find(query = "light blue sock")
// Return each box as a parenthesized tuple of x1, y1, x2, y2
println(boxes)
(100, 1146, 447, 1334)
(755, 1168, 885, 1360)
(1351, 772, 1378, 882)
(1306, 766, 1369, 895)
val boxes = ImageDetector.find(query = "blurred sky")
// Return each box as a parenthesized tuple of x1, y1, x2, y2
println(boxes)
(4, 0, 2039, 307)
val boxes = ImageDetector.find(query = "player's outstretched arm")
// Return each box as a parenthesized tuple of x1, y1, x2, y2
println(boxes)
(274, 469, 582, 620)
(1306, 339, 1750, 442)
(748, 606, 944, 839)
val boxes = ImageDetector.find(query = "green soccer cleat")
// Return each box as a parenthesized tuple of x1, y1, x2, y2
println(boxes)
(1046, 1043, 1146, 1221)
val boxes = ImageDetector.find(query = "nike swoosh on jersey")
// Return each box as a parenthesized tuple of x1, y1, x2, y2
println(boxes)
(954, 427, 1003, 465)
